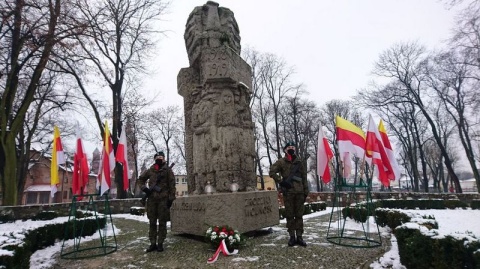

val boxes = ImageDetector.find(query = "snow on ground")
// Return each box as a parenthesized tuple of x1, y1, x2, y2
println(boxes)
(1, 208, 479, 269)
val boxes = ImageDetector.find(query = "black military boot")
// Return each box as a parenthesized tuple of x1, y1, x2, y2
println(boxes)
(288, 235, 296, 247)
(157, 243, 164, 252)
(145, 243, 157, 252)
(296, 236, 307, 247)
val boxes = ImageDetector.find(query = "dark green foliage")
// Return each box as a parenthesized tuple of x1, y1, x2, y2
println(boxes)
(378, 199, 468, 209)
(419, 215, 439, 230)
(474, 248, 480, 267)
(31, 211, 58, 221)
(310, 202, 327, 211)
(278, 202, 326, 220)
(431, 236, 478, 269)
(0, 218, 106, 269)
(395, 228, 433, 269)
(1, 243, 32, 269)
(74, 210, 93, 219)
(0, 213, 15, 223)
(130, 207, 145, 216)
(375, 209, 411, 229)
(471, 200, 480, 209)
(443, 200, 468, 209)
(342, 207, 368, 222)
(396, 227, 480, 269)
(304, 204, 312, 215)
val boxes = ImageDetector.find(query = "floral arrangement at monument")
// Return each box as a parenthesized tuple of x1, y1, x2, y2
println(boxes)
(205, 225, 244, 250)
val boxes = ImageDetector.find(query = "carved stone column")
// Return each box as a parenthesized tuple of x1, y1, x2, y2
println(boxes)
(172, 1, 278, 236)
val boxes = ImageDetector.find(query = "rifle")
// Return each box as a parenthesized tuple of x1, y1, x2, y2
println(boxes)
(279, 163, 301, 193)
(140, 162, 175, 206)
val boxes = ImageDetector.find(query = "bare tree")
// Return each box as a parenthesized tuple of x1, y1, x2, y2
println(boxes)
(0, 0, 82, 205)
(259, 53, 302, 159)
(368, 42, 463, 192)
(56, 0, 169, 198)
(427, 49, 480, 192)
(280, 95, 321, 190)
(172, 114, 186, 176)
(137, 106, 183, 173)
(121, 88, 153, 194)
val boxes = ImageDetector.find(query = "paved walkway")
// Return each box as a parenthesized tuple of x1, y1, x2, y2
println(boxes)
(53, 211, 391, 269)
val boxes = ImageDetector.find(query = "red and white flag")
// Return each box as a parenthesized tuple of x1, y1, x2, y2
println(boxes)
(51, 126, 65, 197)
(97, 121, 115, 195)
(366, 115, 394, 186)
(378, 119, 402, 180)
(115, 125, 131, 191)
(317, 125, 333, 183)
(72, 130, 90, 200)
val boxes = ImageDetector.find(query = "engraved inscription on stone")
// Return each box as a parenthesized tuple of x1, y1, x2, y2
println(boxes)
(173, 202, 206, 212)
(244, 197, 273, 217)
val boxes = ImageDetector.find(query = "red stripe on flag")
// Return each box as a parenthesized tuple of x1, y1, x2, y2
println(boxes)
(336, 127, 366, 149)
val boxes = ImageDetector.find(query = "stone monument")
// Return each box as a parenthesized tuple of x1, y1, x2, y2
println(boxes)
(171, 1, 279, 236)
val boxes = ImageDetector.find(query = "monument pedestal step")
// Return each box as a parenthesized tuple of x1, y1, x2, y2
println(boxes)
(170, 191, 279, 236)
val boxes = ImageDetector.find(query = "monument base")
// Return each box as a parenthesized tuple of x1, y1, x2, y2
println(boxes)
(170, 191, 279, 236)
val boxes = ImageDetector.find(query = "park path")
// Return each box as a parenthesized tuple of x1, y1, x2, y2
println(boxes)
(53, 212, 391, 269)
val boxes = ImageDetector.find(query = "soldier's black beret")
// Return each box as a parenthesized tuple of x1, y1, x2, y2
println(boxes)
(154, 151, 165, 158)
(283, 141, 295, 150)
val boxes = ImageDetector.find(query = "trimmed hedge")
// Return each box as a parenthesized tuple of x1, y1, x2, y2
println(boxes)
(31, 211, 58, 221)
(279, 202, 327, 219)
(130, 207, 145, 216)
(0, 217, 106, 269)
(375, 208, 411, 229)
(341, 207, 368, 223)
(396, 226, 480, 269)
(471, 200, 480, 209)
(378, 199, 468, 209)
(0, 213, 15, 224)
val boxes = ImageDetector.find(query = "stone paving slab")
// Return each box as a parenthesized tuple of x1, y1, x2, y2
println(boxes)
(53, 211, 391, 269)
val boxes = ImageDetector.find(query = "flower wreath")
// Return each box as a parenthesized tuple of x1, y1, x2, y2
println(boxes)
(205, 225, 244, 250)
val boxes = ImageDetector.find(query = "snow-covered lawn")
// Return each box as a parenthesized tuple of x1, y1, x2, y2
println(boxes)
(1, 208, 479, 269)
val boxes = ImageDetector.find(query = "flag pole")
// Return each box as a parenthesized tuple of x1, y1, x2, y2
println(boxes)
(358, 156, 366, 185)
(340, 159, 345, 189)
(61, 164, 66, 203)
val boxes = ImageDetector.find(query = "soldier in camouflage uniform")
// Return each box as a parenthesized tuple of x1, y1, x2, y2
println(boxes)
(269, 141, 309, 247)
(137, 151, 176, 252)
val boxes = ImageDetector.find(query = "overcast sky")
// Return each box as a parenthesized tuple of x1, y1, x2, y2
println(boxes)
(77, 0, 463, 158)
(144, 0, 462, 108)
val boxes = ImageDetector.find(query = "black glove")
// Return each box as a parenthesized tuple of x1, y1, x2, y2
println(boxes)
(167, 199, 174, 209)
(142, 187, 151, 195)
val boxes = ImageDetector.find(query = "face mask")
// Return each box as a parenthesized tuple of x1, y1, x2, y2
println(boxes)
(287, 149, 295, 156)
(155, 159, 163, 166)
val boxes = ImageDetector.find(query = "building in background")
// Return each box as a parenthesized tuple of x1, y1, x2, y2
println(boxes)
(461, 178, 478, 193)
(175, 174, 188, 196)
(257, 175, 276, 191)
(22, 150, 97, 205)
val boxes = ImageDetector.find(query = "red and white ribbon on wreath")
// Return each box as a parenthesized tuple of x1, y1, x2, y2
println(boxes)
(207, 239, 239, 264)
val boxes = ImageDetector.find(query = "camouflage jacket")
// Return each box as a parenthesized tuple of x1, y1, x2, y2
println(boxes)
(137, 162, 176, 201)
(269, 156, 309, 195)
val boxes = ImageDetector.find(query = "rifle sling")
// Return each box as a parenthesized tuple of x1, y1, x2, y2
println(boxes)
(283, 162, 301, 184)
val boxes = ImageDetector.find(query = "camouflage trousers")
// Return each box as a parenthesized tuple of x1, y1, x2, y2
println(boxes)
(283, 192, 305, 237)
(146, 198, 169, 245)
